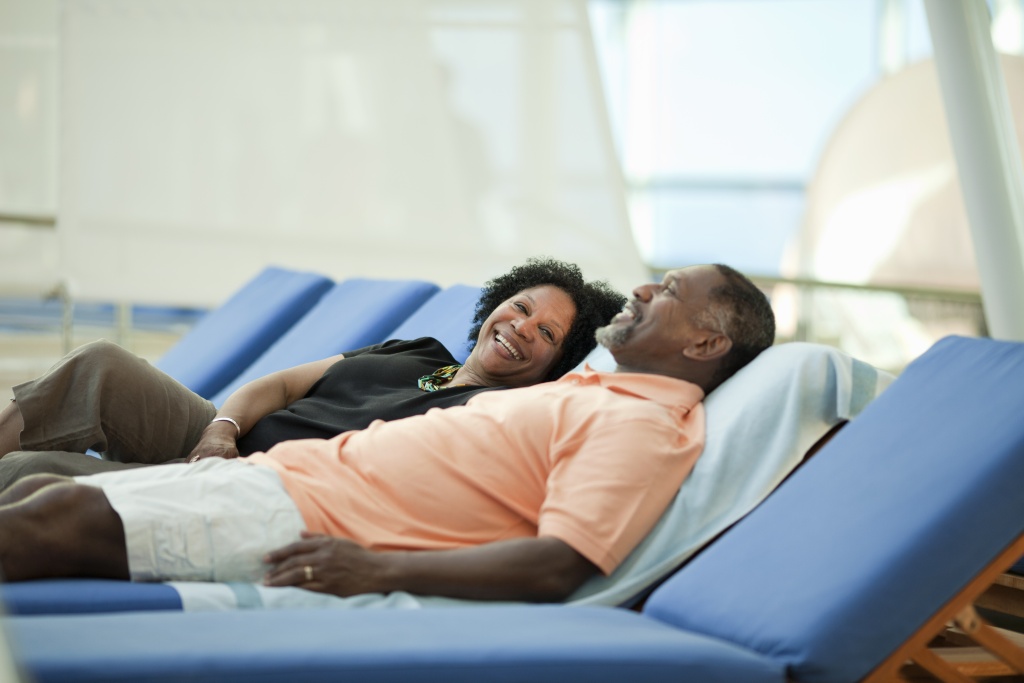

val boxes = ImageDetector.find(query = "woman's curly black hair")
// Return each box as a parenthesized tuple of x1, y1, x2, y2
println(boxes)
(466, 258, 627, 381)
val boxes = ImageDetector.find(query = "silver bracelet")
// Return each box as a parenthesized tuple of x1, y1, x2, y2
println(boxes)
(210, 416, 241, 437)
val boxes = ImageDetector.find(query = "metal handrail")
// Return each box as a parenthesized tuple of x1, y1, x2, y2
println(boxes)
(0, 212, 56, 228)
(628, 177, 805, 193)
(649, 267, 982, 304)
(746, 273, 982, 304)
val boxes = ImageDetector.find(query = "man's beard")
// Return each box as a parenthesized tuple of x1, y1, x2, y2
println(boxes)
(595, 321, 632, 349)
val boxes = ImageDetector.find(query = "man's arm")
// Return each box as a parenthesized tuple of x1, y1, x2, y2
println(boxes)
(263, 533, 599, 602)
(188, 354, 346, 461)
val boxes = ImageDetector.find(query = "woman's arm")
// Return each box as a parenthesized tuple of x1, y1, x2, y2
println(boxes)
(188, 354, 346, 461)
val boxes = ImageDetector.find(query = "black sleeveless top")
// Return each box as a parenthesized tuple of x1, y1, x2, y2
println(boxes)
(236, 337, 499, 455)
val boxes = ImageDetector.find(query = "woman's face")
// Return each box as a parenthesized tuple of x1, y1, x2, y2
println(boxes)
(470, 285, 577, 387)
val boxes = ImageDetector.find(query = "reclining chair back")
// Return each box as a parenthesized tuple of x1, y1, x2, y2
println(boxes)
(643, 335, 1024, 682)
(209, 278, 439, 406)
(384, 284, 482, 363)
(155, 267, 333, 397)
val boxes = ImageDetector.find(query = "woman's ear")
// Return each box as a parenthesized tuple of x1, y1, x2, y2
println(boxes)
(682, 331, 732, 361)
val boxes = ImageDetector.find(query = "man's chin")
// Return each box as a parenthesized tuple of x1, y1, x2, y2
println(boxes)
(596, 324, 630, 350)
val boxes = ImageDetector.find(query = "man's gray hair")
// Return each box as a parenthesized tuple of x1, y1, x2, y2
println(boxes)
(694, 265, 776, 393)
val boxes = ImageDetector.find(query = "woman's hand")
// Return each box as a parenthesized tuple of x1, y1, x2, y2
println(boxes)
(262, 532, 386, 597)
(186, 424, 240, 463)
(188, 353, 346, 465)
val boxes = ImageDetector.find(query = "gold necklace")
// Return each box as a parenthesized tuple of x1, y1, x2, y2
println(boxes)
(417, 364, 465, 392)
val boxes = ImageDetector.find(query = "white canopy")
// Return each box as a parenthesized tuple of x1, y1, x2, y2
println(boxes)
(58, 0, 647, 306)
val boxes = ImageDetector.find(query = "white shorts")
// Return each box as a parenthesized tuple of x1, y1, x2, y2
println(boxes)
(75, 458, 306, 582)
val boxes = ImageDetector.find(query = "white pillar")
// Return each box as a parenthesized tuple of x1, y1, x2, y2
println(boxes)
(925, 0, 1024, 341)
(878, 0, 910, 74)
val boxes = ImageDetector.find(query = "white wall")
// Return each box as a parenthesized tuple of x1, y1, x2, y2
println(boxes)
(0, 0, 60, 294)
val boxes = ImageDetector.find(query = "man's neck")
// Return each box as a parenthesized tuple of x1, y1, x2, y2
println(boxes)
(612, 363, 709, 391)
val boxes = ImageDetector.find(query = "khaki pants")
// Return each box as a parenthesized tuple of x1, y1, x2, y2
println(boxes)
(2, 340, 217, 488)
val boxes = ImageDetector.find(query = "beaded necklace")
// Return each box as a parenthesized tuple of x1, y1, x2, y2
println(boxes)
(417, 364, 465, 392)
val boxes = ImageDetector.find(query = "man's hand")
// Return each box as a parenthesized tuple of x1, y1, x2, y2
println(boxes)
(263, 532, 385, 596)
(262, 533, 598, 602)
(186, 425, 240, 463)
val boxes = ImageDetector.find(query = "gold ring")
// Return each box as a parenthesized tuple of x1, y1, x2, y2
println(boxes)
(304, 565, 313, 582)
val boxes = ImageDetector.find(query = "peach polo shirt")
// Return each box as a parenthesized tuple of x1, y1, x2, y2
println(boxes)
(246, 367, 705, 575)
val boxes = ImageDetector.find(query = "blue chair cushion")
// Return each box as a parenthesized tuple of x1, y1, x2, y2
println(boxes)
(8, 606, 783, 683)
(155, 267, 333, 398)
(0, 579, 181, 615)
(643, 336, 1024, 683)
(385, 285, 482, 364)
(209, 278, 438, 406)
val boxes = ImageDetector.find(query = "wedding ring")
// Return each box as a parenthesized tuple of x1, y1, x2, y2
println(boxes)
(304, 565, 314, 582)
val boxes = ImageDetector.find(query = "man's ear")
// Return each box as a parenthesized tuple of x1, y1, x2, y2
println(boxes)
(682, 331, 732, 361)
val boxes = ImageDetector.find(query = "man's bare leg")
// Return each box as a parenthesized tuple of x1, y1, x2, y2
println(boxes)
(0, 479, 129, 581)
(0, 401, 23, 458)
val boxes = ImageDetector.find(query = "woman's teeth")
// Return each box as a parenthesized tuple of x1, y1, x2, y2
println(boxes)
(496, 333, 523, 360)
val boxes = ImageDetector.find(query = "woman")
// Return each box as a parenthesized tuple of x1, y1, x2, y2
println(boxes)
(0, 258, 625, 486)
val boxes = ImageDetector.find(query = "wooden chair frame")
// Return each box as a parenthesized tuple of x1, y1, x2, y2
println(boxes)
(861, 533, 1024, 682)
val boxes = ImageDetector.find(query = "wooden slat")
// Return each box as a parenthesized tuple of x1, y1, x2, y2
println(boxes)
(977, 583, 1024, 619)
(862, 533, 1024, 683)
(911, 647, 977, 683)
(995, 574, 1024, 591)
(916, 647, 1018, 677)
(953, 606, 1024, 674)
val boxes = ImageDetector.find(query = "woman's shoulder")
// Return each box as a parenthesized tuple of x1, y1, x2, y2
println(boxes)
(350, 336, 457, 363)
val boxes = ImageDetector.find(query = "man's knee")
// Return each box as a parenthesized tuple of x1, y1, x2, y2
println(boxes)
(17, 472, 70, 489)
(0, 471, 74, 504)
(19, 478, 111, 521)
(0, 477, 127, 580)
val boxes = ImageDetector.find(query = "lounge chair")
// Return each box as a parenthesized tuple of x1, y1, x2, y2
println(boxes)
(4, 335, 1024, 682)
(153, 267, 333, 398)
(207, 278, 439, 406)
(0, 339, 880, 615)
(0, 283, 488, 617)
(643, 334, 1024, 681)
(383, 284, 483, 363)
(2, 338, 873, 606)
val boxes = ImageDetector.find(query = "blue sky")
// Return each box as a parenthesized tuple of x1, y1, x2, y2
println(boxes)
(589, 0, 941, 275)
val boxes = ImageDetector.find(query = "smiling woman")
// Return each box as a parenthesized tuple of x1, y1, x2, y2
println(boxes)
(467, 259, 626, 382)
(452, 286, 576, 389)
(0, 258, 625, 488)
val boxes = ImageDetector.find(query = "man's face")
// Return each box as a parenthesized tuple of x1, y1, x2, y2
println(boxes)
(596, 265, 725, 371)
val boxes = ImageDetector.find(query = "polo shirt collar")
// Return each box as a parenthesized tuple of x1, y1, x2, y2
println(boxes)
(562, 365, 705, 408)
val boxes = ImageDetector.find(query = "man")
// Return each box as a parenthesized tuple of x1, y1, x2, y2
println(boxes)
(0, 265, 775, 603)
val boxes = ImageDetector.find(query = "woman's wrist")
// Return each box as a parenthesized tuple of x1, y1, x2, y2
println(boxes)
(207, 417, 241, 438)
